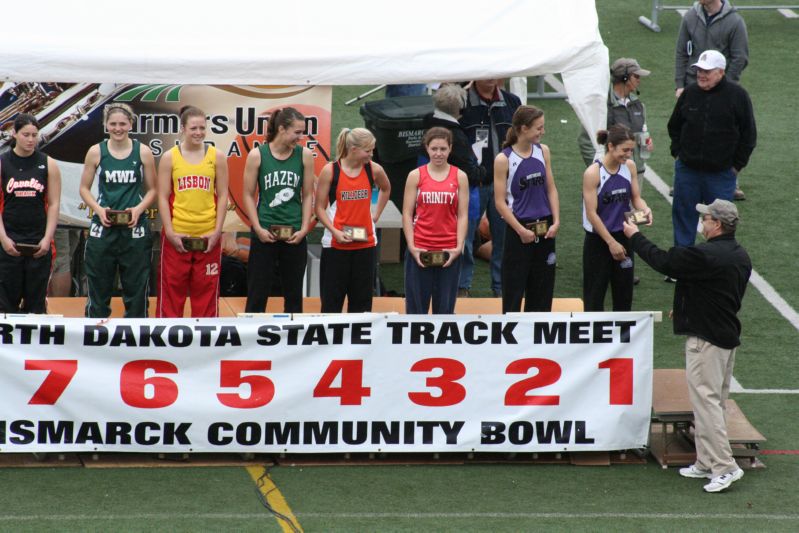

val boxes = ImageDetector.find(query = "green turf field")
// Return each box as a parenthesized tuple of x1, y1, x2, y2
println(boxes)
(2, 1, 798, 531)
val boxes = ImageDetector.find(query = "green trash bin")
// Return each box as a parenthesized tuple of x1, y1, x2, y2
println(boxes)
(359, 95, 433, 164)
(360, 96, 434, 213)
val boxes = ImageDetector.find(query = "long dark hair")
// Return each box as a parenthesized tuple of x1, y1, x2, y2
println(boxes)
(503, 105, 544, 148)
(9, 113, 40, 148)
(266, 107, 305, 143)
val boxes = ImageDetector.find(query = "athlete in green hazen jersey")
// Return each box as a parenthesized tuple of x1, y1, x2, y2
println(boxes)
(79, 104, 157, 318)
(241, 107, 316, 313)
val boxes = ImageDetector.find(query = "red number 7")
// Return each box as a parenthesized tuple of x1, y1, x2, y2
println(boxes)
(25, 360, 78, 405)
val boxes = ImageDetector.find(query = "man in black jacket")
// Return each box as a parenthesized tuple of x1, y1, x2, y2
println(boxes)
(457, 80, 520, 297)
(623, 199, 751, 493)
(668, 49, 756, 248)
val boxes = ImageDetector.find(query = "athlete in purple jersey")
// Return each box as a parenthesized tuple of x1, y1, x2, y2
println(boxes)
(582, 124, 651, 311)
(494, 106, 560, 312)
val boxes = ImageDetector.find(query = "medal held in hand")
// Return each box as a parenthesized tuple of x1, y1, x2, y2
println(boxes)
(182, 237, 208, 252)
(625, 209, 649, 225)
(420, 250, 450, 267)
(107, 209, 132, 226)
(343, 225, 368, 242)
(270, 225, 294, 241)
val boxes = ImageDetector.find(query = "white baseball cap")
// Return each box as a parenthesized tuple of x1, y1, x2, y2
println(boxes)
(692, 50, 726, 71)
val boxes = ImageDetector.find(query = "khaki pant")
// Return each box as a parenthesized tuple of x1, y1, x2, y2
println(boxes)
(685, 336, 738, 477)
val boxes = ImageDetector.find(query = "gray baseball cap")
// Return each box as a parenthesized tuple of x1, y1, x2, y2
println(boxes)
(696, 199, 739, 227)
(610, 58, 651, 79)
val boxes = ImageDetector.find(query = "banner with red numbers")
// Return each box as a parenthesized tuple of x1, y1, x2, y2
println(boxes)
(0, 313, 653, 453)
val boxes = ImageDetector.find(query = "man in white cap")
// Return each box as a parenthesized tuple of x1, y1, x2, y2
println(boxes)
(667, 50, 756, 250)
(623, 199, 751, 493)
(675, 0, 750, 201)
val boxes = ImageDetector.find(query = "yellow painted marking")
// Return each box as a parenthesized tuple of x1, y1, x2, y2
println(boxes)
(246, 465, 303, 533)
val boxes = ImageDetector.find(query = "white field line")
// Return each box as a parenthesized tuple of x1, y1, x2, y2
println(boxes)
(1, 512, 798, 522)
(643, 165, 799, 393)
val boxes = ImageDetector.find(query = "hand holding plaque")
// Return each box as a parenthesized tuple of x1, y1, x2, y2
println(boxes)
(181, 237, 208, 252)
(524, 220, 549, 237)
(624, 209, 650, 225)
(343, 225, 368, 242)
(419, 251, 450, 267)
(269, 225, 294, 241)
(107, 209, 132, 226)
(15, 243, 40, 257)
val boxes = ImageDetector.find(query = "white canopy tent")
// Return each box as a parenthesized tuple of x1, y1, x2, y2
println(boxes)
(2, 0, 608, 153)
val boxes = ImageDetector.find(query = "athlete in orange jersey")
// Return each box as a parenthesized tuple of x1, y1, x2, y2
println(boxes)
(315, 128, 390, 312)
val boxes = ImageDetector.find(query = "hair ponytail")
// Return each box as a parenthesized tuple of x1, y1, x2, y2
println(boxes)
(266, 107, 305, 143)
(503, 105, 544, 149)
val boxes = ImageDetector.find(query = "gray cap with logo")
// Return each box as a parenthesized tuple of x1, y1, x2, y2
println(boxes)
(696, 199, 739, 227)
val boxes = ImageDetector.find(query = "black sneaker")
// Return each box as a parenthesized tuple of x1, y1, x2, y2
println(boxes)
(664, 275, 677, 283)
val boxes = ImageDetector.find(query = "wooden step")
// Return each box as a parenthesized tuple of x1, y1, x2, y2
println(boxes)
(43, 296, 584, 318)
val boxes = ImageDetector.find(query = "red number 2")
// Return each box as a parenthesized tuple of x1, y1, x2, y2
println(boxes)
(504, 358, 561, 406)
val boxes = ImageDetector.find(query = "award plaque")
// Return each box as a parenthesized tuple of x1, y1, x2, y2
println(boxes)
(269, 225, 294, 241)
(107, 209, 132, 226)
(625, 209, 649, 225)
(182, 237, 208, 252)
(343, 225, 368, 242)
(525, 220, 549, 237)
(420, 251, 450, 267)
(16, 243, 39, 256)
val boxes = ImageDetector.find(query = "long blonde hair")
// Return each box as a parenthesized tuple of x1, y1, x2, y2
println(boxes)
(335, 127, 375, 160)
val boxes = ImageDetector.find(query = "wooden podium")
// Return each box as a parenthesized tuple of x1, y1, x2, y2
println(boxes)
(650, 369, 766, 468)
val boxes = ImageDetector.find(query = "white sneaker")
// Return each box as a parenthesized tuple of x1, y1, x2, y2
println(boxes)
(679, 464, 712, 479)
(703, 468, 744, 493)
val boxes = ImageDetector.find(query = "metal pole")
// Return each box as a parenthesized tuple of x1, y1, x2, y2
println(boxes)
(345, 85, 387, 106)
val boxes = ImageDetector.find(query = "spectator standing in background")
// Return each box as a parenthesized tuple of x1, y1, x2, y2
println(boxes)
(458, 79, 520, 297)
(668, 50, 755, 250)
(675, 0, 749, 200)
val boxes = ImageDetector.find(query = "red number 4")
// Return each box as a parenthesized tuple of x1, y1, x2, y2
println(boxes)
(313, 360, 371, 405)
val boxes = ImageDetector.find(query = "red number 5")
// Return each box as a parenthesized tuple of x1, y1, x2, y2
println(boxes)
(217, 360, 275, 408)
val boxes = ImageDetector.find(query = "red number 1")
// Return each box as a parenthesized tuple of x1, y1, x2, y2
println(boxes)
(598, 358, 633, 405)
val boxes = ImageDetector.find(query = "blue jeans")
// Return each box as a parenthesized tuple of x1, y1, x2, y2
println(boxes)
(459, 184, 506, 292)
(404, 254, 461, 314)
(672, 159, 736, 247)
